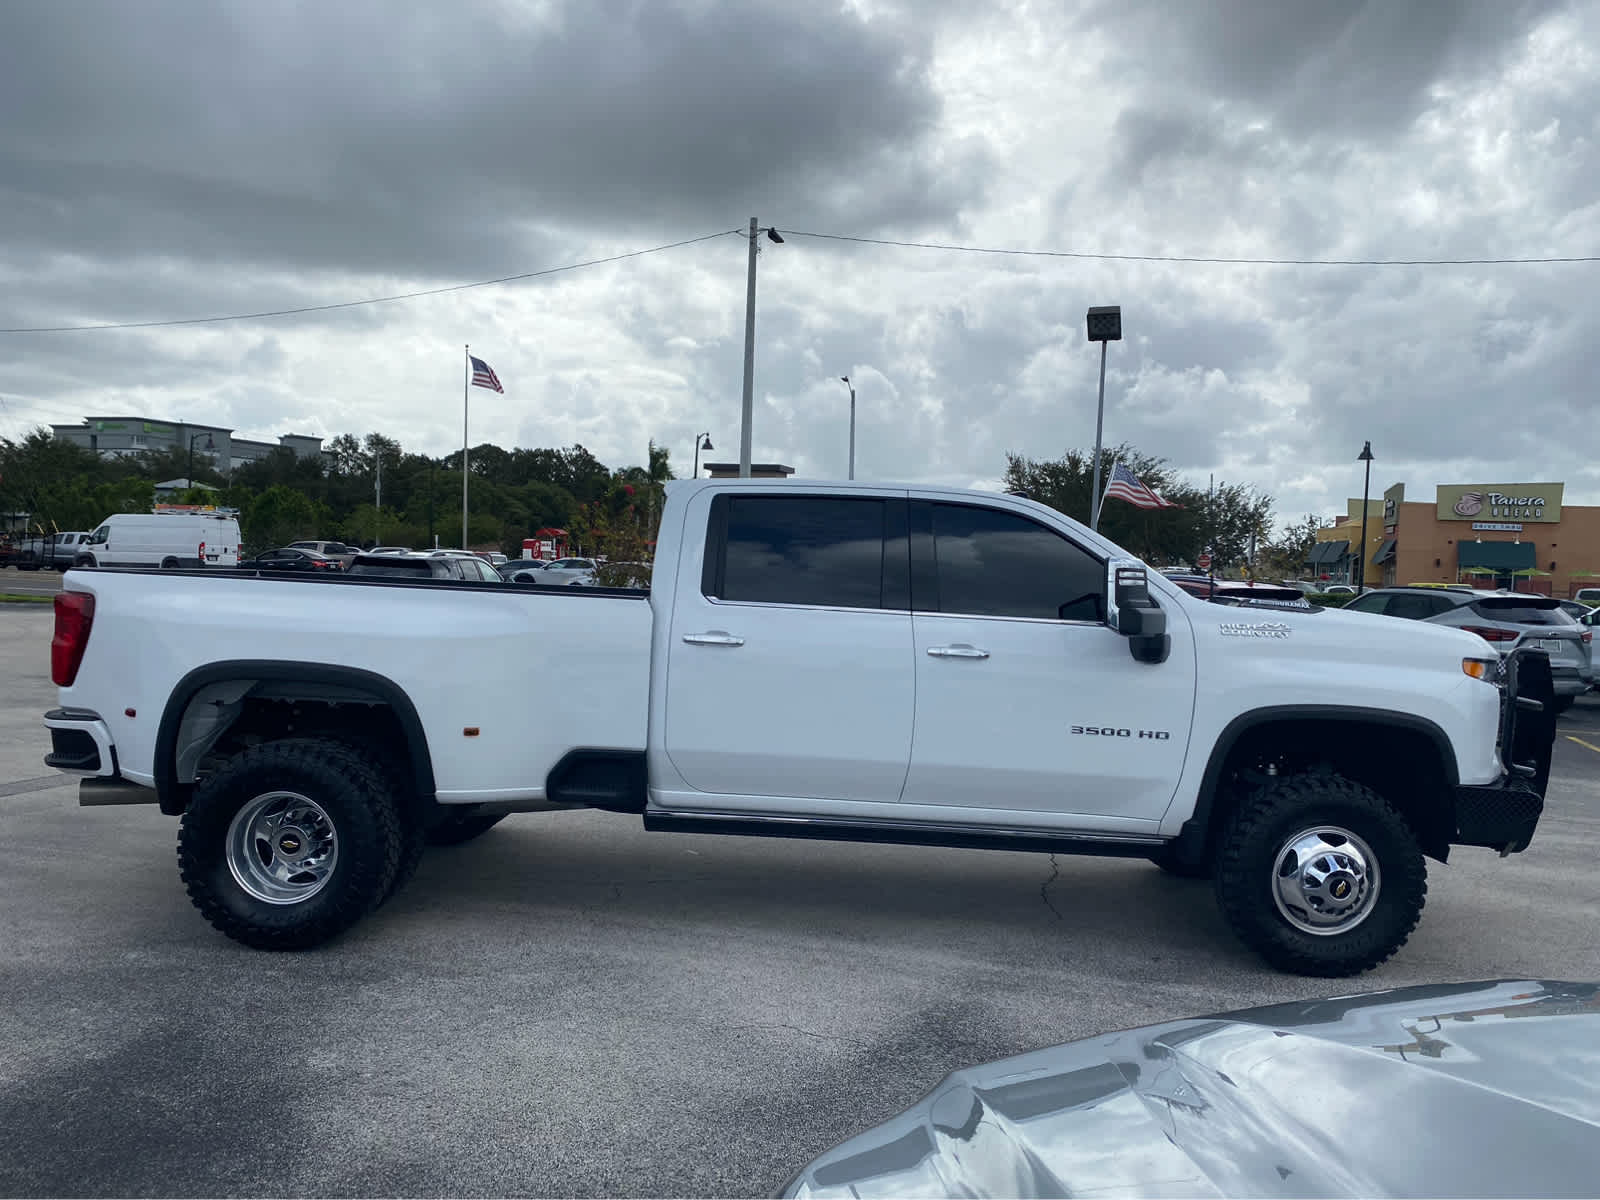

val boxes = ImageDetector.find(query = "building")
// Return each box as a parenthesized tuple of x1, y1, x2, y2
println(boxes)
(51, 416, 330, 474)
(701, 462, 796, 480)
(1312, 481, 1600, 597)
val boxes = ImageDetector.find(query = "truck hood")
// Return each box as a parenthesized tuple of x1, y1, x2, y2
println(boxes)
(783, 980, 1600, 1198)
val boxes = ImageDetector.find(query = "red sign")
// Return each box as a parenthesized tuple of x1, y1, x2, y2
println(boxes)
(1197, 553, 1212, 570)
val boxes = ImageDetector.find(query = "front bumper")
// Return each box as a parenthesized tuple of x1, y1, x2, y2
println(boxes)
(1459, 647, 1557, 854)
(1454, 777, 1544, 853)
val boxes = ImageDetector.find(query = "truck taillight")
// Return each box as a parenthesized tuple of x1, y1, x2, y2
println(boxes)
(1461, 625, 1518, 643)
(51, 592, 95, 686)
(1584, 630, 1593, 645)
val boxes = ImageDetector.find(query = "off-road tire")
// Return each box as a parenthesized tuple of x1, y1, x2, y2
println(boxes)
(426, 810, 506, 846)
(1213, 771, 1426, 977)
(177, 738, 402, 949)
(1147, 846, 1212, 879)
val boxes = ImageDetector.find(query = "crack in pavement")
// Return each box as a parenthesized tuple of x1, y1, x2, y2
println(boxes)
(1039, 853, 1063, 921)
(0, 774, 73, 799)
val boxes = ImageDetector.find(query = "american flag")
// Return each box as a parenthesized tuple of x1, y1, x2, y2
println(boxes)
(1104, 462, 1180, 510)
(469, 355, 504, 393)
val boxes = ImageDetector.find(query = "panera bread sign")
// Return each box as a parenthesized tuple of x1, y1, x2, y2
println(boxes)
(1437, 483, 1563, 524)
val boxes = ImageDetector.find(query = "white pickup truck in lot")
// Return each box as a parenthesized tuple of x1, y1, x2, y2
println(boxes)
(42, 479, 1556, 975)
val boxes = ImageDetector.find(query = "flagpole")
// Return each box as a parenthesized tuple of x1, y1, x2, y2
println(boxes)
(462, 344, 470, 550)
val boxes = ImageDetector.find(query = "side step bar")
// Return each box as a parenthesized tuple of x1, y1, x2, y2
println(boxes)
(642, 809, 1164, 858)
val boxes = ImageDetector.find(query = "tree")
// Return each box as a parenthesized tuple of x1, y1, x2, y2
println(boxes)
(1261, 513, 1329, 579)
(245, 485, 319, 553)
(1003, 444, 1276, 571)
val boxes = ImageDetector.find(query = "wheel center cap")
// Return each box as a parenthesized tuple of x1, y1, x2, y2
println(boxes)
(1327, 874, 1355, 900)
(277, 829, 307, 858)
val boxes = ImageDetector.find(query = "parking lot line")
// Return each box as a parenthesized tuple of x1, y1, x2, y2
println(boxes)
(1564, 734, 1600, 756)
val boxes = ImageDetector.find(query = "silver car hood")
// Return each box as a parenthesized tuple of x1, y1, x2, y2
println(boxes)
(783, 981, 1600, 1198)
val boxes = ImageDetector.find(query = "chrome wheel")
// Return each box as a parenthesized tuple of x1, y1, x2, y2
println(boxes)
(225, 791, 339, 905)
(1271, 825, 1381, 936)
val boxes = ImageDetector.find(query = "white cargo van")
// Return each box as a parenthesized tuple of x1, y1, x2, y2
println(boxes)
(76, 511, 241, 569)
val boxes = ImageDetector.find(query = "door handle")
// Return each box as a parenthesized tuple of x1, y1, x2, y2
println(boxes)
(683, 631, 745, 647)
(927, 644, 989, 659)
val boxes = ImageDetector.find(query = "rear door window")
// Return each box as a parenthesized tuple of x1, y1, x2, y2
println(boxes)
(709, 495, 888, 610)
(1344, 593, 1390, 614)
(1384, 593, 1452, 620)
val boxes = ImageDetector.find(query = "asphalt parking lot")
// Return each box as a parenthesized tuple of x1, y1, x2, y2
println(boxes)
(0, 565, 65, 598)
(2, 603, 1599, 1198)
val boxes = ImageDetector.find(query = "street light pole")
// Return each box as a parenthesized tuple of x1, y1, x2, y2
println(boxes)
(692, 432, 713, 479)
(187, 431, 214, 489)
(739, 218, 758, 478)
(1356, 440, 1375, 591)
(1085, 306, 1122, 532)
(738, 221, 784, 479)
(838, 376, 856, 480)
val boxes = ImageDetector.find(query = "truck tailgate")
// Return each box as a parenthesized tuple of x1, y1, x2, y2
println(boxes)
(56, 570, 653, 801)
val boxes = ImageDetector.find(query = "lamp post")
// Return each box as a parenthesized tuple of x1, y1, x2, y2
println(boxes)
(838, 376, 856, 480)
(738, 220, 784, 478)
(187, 432, 215, 488)
(1085, 306, 1122, 531)
(1356, 440, 1375, 591)
(692, 433, 713, 479)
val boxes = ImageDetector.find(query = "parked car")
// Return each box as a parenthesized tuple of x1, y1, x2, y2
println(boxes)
(784, 979, 1600, 1198)
(529, 556, 598, 586)
(10, 530, 91, 571)
(1162, 577, 1311, 611)
(503, 561, 547, 584)
(286, 540, 359, 568)
(76, 512, 241, 569)
(1557, 598, 1591, 620)
(43, 478, 1558, 974)
(1573, 587, 1600, 608)
(368, 545, 411, 556)
(346, 552, 503, 582)
(238, 548, 343, 572)
(1344, 586, 1592, 709)
(485, 551, 509, 567)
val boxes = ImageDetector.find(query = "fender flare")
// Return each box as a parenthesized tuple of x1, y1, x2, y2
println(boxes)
(154, 660, 436, 814)
(1172, 704, 1459, 862)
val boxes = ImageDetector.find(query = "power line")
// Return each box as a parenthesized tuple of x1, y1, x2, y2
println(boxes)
(776, 229, 1600, 267)
(0, 229, 745, 334)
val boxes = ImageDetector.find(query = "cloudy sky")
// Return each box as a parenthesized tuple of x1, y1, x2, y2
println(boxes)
(2, 0, 1596, 524)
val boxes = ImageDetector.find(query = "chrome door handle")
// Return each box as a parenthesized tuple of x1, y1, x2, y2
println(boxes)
(927, 644, 989, 659)
(683, 631, 745, 647)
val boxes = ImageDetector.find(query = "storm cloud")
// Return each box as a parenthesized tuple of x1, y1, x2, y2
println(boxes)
(1, 0, 1596, 521)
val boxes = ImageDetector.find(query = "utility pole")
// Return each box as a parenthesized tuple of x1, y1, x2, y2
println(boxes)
(374, 453, 382, 547)
(739, 217, 758, 478)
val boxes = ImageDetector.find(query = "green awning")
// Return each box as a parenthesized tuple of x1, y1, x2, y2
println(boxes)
(1309, 540, 1349, 565)
(1457, 541, 1536, 571)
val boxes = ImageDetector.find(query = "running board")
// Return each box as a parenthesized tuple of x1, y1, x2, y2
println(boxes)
(642, 809, 1165, 858)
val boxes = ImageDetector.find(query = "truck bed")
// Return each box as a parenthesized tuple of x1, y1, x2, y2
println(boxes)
(56, 567, 654, 802)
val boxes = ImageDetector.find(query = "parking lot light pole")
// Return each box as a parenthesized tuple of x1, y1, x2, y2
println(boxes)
(838, 376, 856, 479)
(1356, 440, 1375, 590)
(1085, 306, 1122, 531)
(692, 433, 713, 479)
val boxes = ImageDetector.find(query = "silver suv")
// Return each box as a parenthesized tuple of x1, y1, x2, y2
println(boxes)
(1345, 586, 1593, 709)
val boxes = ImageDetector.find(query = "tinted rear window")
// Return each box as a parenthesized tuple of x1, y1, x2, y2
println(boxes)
(717, 496, 886, 609)
(1472, 597, 1571, 625)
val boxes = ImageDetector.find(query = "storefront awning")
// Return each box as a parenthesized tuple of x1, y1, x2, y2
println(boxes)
(1457, 541, 1536, 571)
(1309, 540, 1349, 565)
(1372, 538, 1396, 565)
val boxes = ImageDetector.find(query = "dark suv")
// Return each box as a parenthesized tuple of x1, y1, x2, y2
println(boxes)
(345, 553, 504, 582)
(1345, 586, 1593, 709)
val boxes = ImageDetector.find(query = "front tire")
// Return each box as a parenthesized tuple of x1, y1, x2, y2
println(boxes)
(1213, 771, 1426, 977)
(177, 739, 402, 950)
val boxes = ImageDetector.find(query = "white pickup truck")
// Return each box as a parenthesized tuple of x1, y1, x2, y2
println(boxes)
(42, 479, 1556, 975)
